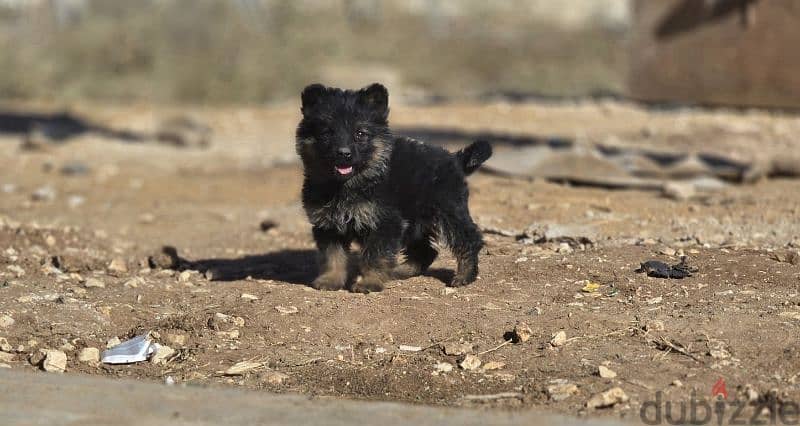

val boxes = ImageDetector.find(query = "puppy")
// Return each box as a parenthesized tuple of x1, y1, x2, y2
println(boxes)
(296, 83, 492, 293)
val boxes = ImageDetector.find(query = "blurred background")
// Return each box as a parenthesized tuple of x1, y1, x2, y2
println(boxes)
(0, 0, 631, 104)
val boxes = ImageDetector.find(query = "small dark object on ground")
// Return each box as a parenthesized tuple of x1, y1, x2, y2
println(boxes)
(60, 161, 90, 176)
(637, 257, 697, 279)
(259, 220, 278, 232)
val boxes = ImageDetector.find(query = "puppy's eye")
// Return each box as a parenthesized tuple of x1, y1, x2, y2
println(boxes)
(354, 130, 369, 141)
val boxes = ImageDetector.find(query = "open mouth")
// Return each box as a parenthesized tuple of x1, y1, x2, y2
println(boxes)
(335, 165, 354, 175)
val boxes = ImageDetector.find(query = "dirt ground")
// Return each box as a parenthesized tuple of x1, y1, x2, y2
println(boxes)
(1, 99, 799, 423)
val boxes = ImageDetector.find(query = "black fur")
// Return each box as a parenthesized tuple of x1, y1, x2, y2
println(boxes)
(296, 83, 492, 293)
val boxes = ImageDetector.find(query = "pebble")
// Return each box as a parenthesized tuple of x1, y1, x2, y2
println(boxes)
(671, 379, 683, 387)
(240, 293, 259, 301)
(224, 361, 262, 376)
(0, 315, 14, 328)
(399, 345, 422, 352)
(178, 270, 193, 283)
(40, 349, 67, 373)
(165, 334, 187, 347)
(31, 186, 56, 202)
(108, 258, 128, 274)
(123, 277, 144, 288)
(84, 278, 105, 289)
(598, 365, 617, 378)
(550, 331, 567, 347)
(459, 354, 482, 371)
(586, 387, 629, 409)
(0, 337, 12, 352)
(441, 341, 472, 356)
(547, 381, 578, 401)
(6, 265, 25, 278)
(106, 337, 121, 348)
(433, 362, 454, 374)
(482, 361, 505, 371)
(262, 371, 289, 385)
(662, 182, 695, 201)
(150, 345, 175, 365)
(512, 321, 533, 343)
(659, 247, 677, 256)
(78, 347, 100, 363)
(275, 306, 298, 315)
(67, 195, 85, 208)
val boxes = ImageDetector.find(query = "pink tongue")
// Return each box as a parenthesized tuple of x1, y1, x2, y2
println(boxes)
(336, 166, 353, 175)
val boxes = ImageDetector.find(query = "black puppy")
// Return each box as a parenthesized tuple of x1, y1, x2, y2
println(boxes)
(296, 83, 492, 293)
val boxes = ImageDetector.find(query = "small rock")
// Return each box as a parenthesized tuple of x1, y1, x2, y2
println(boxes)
(31, 186, 56, 202)
(459, 354, 481, 371)
(6, 265, 25, 278)
(108, 258, 128, 274)
(224, 361, 262, 376)
(441, 287, 457, 296)
(586, 387, 629, 409)
(60, 162, 90, 176)
(139, 213, 155, 224)
(644, 320, 665, 332)
(123, 277, 144, 288)
(150, 345, 175, 365)
(67, 195, 85, 208)
(177, 270, 193, 283)
(547, 381, 578, 401)
(512, 321, 533, 343)
(262, 371, 289, 385)
(671, 379, 683, 387)
(0, 337, 12, 352)
(45, 235, 57, 247)
(482, 361, 505, 371)
(659, 247, 677, 256)
(78, 347, 100, 363)
(550, 331, 567, 347)
(106, 337, 121, 348)
(165, 334, 187, 347)
(83, 278, 105, 289)
(598, 365, 617, 378)
(40, 349, 67, 373)
(434, 362, 453, 373)
(0, 352, 15, 362)
(241, 293, 259, 301)
(275, 306, 298, 315)
(0, 315, 14, 328)
(662, 182, 695, 201)
(398, 345, 422, 352)
(164, 376, 176, 386)
(259, 220, 278, 232)
(441, 341, 472, 356)
(216, 330, 240, 339)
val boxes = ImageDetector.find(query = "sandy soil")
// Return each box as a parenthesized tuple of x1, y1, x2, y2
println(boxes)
(0, 99, 799, 423)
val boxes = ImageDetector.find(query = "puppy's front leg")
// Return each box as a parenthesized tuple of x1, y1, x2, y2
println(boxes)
(311, 227, 349, 291)
(352, 218, 402, 294)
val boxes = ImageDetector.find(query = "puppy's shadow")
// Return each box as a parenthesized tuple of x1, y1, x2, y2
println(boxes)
(157, 246, 455, 287)
(160, 246, 318, 285)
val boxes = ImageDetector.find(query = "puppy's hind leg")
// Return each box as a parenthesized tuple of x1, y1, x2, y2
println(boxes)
(441, 211, 483, 287)
(393, 234, 438, 279)
(310, 227, 350, 291)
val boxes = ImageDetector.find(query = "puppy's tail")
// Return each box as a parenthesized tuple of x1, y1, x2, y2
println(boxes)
(456, 140, 492, 175)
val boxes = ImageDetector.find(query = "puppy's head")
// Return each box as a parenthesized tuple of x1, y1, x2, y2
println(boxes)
(296, 83, 391, 183)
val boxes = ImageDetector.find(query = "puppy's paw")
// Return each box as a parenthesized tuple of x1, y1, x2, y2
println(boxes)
(311, 275, 346, 291)
(350, 276, 385, 294)
(391, 262, 421, 280)
(448, 275, 476, 288)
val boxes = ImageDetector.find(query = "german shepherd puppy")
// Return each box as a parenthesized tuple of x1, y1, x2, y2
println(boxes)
(296, 83, 492, 293)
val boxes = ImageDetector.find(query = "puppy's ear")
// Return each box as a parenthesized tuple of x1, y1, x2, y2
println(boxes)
(358, 83, 389, 120)
(301, 83, 328, 115)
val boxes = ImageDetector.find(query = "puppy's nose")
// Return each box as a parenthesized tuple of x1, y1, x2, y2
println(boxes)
(336, 147, 352, 159)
